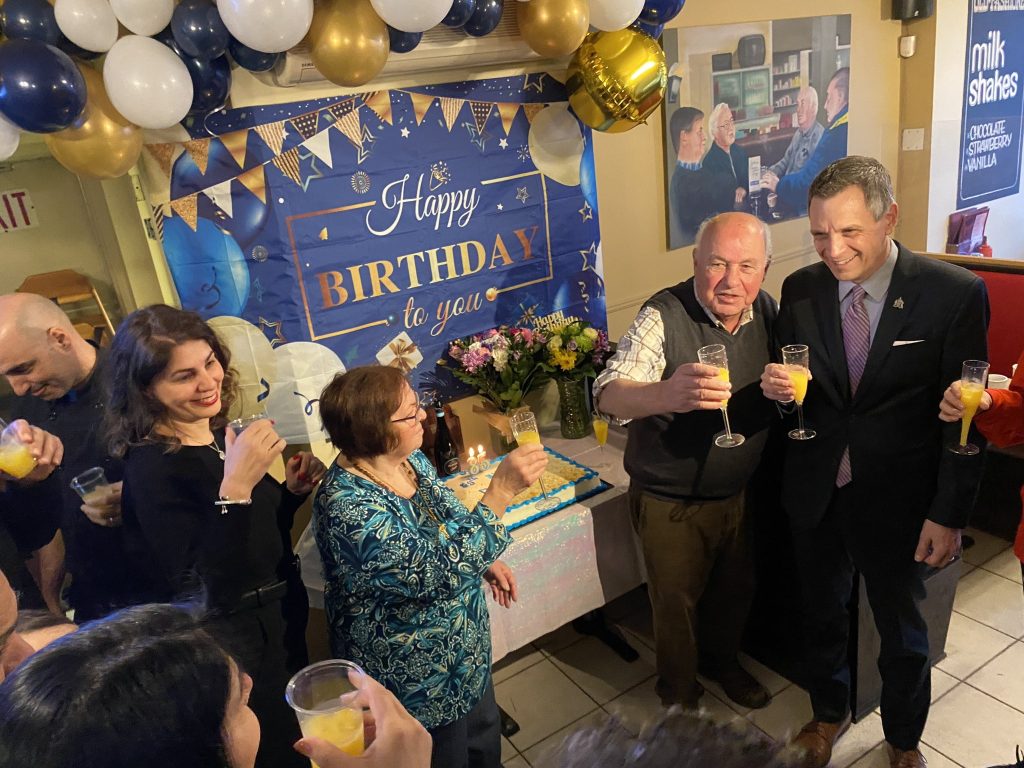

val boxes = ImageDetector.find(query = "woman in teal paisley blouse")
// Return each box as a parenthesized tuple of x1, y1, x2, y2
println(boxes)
(313, 366, 547, 768)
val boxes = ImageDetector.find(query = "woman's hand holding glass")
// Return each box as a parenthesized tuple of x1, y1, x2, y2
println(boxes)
(285, 451, 328, 495)
(220, 419, 286, 499)
(483, 443, 548, 512)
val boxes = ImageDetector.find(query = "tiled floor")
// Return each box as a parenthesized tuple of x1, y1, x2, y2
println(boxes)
(495, 527, 1024, 768)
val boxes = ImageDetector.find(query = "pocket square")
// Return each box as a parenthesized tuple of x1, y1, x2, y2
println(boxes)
(892, 339, 925, 347)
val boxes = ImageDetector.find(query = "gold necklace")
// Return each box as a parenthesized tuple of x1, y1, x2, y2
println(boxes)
(351, 460, 442, 525)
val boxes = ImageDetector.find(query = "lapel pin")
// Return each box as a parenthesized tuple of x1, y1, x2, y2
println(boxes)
(893, 297, 905, 309)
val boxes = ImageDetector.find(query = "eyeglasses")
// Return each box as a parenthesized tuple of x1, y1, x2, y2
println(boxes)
(390, 394, 431, 424)
(704, 259, 770, 276)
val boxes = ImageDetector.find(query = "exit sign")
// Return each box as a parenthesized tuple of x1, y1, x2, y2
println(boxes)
(0, 189, 38, 233)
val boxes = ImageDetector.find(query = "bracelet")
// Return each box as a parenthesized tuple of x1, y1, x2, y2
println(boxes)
(215, 496, 253, 511)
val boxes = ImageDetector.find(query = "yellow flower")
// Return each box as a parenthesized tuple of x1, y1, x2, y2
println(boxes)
(552, 348, 577, 371)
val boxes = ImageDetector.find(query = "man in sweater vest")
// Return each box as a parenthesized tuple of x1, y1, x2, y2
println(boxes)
(594, 212, 777, 710)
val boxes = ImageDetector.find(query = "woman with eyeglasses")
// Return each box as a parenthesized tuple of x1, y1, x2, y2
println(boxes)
(313, 366, 547, 768)
(102, 305, 327, 768)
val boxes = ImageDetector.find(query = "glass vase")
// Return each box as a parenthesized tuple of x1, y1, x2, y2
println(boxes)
(556, 377, 592, 439)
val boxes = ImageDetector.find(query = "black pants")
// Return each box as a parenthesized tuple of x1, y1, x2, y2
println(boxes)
(792, 485, 930, 750)
(207, 601, 307, 768)
(427, 679, 501, 768)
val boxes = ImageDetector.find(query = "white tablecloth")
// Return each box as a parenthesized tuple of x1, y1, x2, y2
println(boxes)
(296, 425, 646, 662)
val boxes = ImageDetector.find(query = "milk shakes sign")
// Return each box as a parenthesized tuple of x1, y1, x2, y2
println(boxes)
(958, 1, 1024, 207)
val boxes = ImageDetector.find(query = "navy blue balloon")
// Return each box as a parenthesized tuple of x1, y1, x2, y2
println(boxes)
(208, 179, 270, 250)
(463, 0, 502, 37)
(442, 0, 476, 27)
(0, 0, 60, 45)
(638, 0, 685, 24)
(181, 53, 232, 116)
(0, 39, 86, 133)
(630, 19, 664, 39)
(228, 37, 281, 72)
(172, 0, 230, 60)
(162, 216, 251, 318)
(388, 26, 422, 54)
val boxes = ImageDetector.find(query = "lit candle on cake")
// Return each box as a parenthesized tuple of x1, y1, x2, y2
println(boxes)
(477, 445, 486, 468)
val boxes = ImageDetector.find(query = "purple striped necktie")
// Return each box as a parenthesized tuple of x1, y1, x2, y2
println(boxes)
(836, 284, 870, 487)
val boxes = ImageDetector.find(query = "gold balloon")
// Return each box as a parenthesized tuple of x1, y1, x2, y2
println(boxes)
(44, 64, 143, 179)
(517, 0, 589, 58)
(307, 0, 388, 87)
(566, 29, 667, 133)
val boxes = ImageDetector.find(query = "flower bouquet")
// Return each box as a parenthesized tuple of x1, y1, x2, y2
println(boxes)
(540, 320, 612, 438)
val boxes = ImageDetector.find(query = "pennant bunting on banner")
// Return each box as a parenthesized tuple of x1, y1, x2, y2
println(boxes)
(145, 143, 177, 177)
(523, 103, 545, 124)
(237, 164, 267, 204)
(184, 139, 211, 174)
(203, 179, 233, 219)
(290, 111, 320, 140)
(254, 121, 286, 156)
(220, 129, 250, 169)
(304, 129, 334, 168)
(409, 92, 434, 125)
(170, 195, 199, 230)
(149, 203, 166, 241)
(439, 97, 462, 131)
(334, 109, 363, 151)
(469, 101, 492, 134)
(497, 102, 520, 136)
(327, 98, 357, 123)
(272, 147, 303, 186)
(362, 91, 393, 124)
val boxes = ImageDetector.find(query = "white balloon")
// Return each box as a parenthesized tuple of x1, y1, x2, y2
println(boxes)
(589, 0, 644, 31)
(55, 0, 118, 52)
(369, 0, 449, 33)
(109, 0, 174, 36)
(0, 116, 20, 162)
(103, 36, 193, 130)
(528, 104, 584, 187)
(218, 0, 313, 54)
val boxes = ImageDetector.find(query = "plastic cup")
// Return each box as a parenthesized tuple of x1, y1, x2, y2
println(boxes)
(228, 413, 267, 435)
(286, 660, 365, 762)
(988, 373, 1010, 390)
(71, 466, 112, 504)
(0, 421, 36, 479)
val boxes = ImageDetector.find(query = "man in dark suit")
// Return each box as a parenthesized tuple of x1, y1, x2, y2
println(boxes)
(760, 156, 988, 768)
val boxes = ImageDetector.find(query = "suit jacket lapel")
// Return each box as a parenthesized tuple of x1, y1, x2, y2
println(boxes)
(854, 247, 918, 404)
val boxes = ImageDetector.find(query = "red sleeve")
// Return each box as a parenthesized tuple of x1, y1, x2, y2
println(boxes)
(974, 351, 1024, 447)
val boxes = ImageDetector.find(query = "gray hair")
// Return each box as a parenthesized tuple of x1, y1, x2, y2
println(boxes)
(807, 155, 896, 220)
(694, 212, 773, 263)
(707, 102, 732, 136)
(799, 86, 819, 113)
(540, 710, 797, 768)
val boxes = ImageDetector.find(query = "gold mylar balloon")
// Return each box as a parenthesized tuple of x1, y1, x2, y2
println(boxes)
(566, 29, 667, 134)
(308, 0, 389, 88)
(44, 64, 143, 179)
(517, 0, 589, 58)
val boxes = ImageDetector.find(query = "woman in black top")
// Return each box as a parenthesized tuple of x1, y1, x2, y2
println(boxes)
(103, 305, 326, 768)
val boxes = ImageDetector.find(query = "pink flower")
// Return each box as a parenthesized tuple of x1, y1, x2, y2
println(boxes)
(461, 346, 491, 373)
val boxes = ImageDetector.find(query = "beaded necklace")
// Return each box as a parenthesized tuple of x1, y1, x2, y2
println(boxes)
(351, 460, 442, 526)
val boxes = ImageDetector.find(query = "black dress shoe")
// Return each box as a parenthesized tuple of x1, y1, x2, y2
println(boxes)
(699, 663, 771, 709)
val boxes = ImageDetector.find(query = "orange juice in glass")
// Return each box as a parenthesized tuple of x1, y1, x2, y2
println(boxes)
(781, 344, 815, 440)
(950, 360, 989, 455)
(0, 421, 36, 479)
(286, 660, 365, 765)
(696, 344, 744, 448)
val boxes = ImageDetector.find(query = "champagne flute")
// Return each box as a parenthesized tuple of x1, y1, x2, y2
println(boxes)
(590, 410, 611, 470)
(696, 344, 745, 448)
(949, 359, 989, 455)
(508, 410, 558, 511)
(782, 344, 815, 440)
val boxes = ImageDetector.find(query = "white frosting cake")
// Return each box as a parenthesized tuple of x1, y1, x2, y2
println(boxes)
(443, 447, 603, 530)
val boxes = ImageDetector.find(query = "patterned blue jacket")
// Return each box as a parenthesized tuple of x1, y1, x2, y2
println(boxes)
(312, 449, 510, 729)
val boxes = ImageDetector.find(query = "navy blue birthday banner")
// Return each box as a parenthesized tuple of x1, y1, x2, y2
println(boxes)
(958, 1, 1024, 208)
(144, 74, 605, 393)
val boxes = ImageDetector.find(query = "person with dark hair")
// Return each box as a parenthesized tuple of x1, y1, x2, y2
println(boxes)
(0, 292, 138, 621)
(313, 365, 547, 768)
(761, 157, 988, 768)
(541, 709, 796, 768)
(939, 348, 1024, 590)
(103, 304, 327, 768)
(0, 603, 425, 768)
(668, 106, 734, 245)
(763, 67, 850, 216)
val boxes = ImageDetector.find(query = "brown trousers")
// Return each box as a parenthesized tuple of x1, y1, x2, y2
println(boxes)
(629, 486, 755, 704)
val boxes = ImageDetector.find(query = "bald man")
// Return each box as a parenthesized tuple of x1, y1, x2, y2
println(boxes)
(0, 293, 148, 621)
